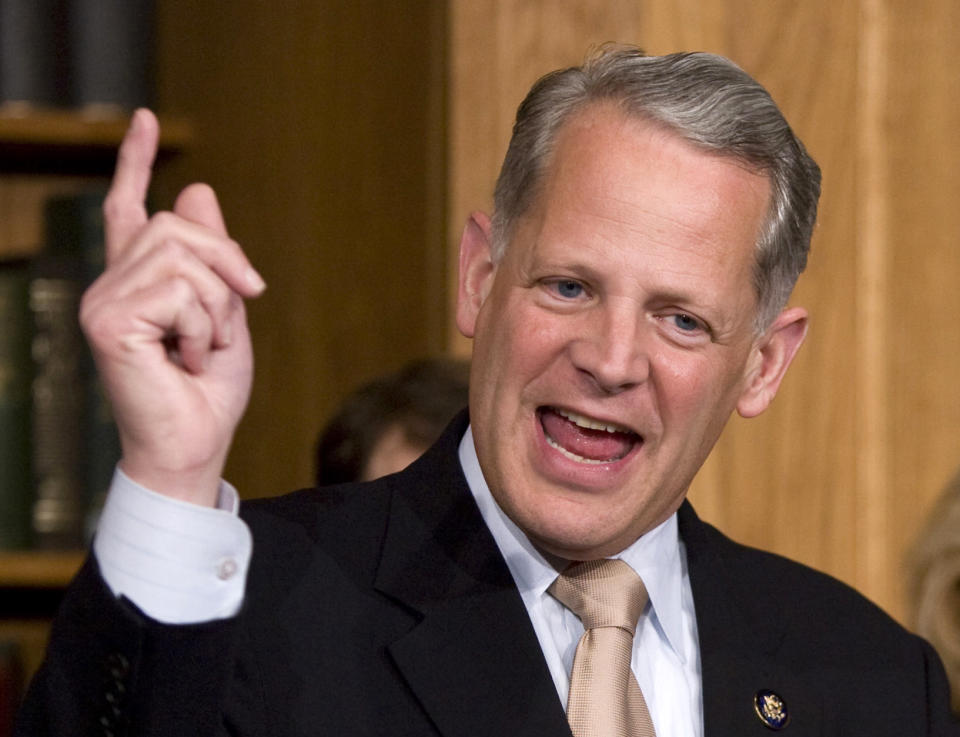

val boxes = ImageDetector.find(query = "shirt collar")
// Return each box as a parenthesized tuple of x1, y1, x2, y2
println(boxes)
(457, 425, 687, 660)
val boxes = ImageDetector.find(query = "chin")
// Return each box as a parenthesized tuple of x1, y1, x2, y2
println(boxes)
(534, 534, 626, 562)
(521, 510, 629, 561)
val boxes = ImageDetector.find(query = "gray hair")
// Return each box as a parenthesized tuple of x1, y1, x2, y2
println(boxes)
(491, 46, 822, 331)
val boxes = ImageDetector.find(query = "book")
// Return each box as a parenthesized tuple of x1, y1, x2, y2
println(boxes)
(30, 189, 117, 549)
(29, 247, 86, 550)
(67, 0, 154, 113)
(1, 0, 155, 115)
(0, 0, 66, 111)
(0, 258, 33, 550)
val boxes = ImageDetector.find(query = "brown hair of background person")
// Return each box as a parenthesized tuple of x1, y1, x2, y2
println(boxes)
(314, 357, 470, 485)
(910, 469, 960, 712)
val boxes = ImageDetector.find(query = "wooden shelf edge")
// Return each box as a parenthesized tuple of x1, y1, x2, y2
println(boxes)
(0, 550, 85, 588)
(0, 108, 194, 150)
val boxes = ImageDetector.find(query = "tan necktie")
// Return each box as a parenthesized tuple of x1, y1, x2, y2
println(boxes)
(548, 559, 657, 737)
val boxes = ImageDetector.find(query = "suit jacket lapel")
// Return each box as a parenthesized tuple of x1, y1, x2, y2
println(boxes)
(679, 501, 824, 736)
(370, 418, 825, 737)
(374, 414, 570, 737)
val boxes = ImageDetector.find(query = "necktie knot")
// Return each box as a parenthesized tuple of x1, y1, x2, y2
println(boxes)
(548, 558, 657, 737)
(548, 558, 648, 633)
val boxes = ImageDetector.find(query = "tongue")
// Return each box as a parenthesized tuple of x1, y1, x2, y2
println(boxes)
(540, 409, 637, 462)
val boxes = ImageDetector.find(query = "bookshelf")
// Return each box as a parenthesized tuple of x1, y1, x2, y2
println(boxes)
(0, 107, 193, 149)
(0, 108, 193, 260)
(0, 551, 86, 701)
(0, 109, 192, 699)
(0, 551, 85, 687)
(0, 105, 193, 553)
(0, 551, 85, 589)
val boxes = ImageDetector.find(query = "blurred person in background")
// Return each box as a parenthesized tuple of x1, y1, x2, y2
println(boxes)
(314, 357, 470, 485)
(910, 469, 960, 713)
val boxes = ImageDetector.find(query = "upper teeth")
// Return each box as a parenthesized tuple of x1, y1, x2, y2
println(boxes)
(557, 408, 630, 434)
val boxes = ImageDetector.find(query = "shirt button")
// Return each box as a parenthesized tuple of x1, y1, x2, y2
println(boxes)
(216, 557, 238, 580)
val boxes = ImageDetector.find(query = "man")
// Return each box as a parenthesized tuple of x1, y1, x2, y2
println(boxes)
(17, 48, 957, 736)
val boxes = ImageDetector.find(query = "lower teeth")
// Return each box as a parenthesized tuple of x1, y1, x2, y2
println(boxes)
(545, 435, 617, 465)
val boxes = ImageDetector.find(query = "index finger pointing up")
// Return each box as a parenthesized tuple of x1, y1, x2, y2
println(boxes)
(103, 108, 160, 263)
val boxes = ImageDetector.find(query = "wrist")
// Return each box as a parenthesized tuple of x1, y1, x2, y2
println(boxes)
(118, 454, 226, 507)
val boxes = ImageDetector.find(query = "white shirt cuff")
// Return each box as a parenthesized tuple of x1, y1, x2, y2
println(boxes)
(93, 467, 252, 624)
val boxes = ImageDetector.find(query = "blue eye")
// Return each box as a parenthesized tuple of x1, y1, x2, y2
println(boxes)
(673, 313, 701, 331)
(554, 280, 583, 299)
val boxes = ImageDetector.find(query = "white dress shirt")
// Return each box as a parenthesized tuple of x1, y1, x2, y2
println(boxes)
(93, 468, 250, 623)
(458, 429, 703, 737)
(94, 426, 703, 736)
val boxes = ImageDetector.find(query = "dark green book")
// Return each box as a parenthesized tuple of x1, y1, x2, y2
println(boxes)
(0, 258, 33, 550)
(30, 189, 118, 549)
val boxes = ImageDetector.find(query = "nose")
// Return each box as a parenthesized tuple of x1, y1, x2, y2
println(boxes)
(568, 299, 650, 394)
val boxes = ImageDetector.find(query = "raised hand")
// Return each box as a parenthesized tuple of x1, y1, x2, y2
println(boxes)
(80, 110, 266, 506)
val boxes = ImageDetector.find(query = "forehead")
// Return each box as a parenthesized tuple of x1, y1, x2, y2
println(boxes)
(499, 105, 772, 331)
(543, 105, 769, 247)
(513, 107, 768, 282)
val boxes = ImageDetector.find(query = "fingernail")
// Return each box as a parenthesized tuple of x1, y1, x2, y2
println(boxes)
(221, 320, 233, 347)
(246, 268, 267, 293)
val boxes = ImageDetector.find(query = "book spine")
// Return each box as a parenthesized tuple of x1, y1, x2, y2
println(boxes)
(29, 274, 86, 549)
(30, 190, 115, 549)
(0, 259, 33, 550)
(67, 0, 155, 112)
(0, 0, 65, 109)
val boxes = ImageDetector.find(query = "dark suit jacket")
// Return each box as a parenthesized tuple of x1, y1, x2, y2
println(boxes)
(17, 413, 959, 736)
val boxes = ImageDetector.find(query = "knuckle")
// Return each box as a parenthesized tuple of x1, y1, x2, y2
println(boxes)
(150, 210, 178, 230)
(166, 275, 196, 303)
(79, 298, 118, 345)
(199, 281, 230, 310)
(158, 236, 189, 260)
(102, 193, 124, 221)
(78, 281, 107, 328)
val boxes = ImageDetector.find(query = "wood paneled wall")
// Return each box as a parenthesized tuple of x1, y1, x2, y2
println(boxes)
(152, 1, 448, 497)
(447, 0, 960, 624)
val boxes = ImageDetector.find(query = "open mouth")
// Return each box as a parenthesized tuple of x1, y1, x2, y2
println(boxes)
(538, 407, 641, 465)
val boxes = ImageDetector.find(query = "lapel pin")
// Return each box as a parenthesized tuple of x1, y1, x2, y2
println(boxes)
(754, 689, 790, 730)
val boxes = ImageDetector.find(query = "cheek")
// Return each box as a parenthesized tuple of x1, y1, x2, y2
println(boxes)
(469, 296, 530, 415)
(654, 352, 741, 425)
(479, 295, 563, 375)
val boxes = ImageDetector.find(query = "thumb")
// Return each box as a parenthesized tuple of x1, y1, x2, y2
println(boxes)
(174, 182, 229, 236)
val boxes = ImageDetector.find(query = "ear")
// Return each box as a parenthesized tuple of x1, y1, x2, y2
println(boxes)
(455, 211, 496, 339)
(736, 307, 808, 418)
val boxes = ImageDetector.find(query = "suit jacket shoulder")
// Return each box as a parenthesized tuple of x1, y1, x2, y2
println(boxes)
(679, 502, 958, 735)
(231, 413, 570, 737)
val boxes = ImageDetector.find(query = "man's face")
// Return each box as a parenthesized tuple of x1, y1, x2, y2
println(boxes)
(457, 104, 802, 560)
